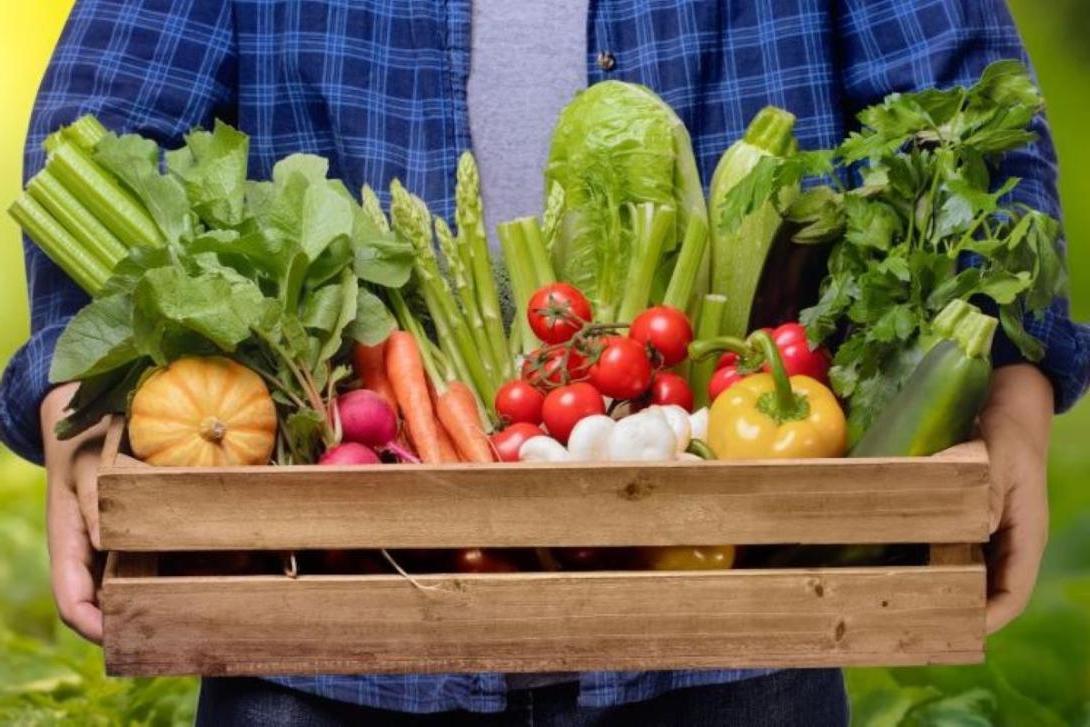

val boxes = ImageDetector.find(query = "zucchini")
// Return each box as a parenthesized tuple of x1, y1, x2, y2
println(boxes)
(851, 300, 997, 457)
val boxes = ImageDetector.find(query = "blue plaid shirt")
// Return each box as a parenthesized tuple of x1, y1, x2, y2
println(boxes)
(4, 0, 1089, 715)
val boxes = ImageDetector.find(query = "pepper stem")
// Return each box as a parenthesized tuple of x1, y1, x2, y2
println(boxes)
(687, 335, 753, 362)
(748, 330, 806, 421)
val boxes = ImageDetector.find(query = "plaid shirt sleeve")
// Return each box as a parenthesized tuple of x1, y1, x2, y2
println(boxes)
(834, 0, 1090, 412)
(0, 0, 237, 463)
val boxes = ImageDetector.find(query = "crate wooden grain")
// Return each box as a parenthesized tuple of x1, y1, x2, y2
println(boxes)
(97, 420, 991, 676)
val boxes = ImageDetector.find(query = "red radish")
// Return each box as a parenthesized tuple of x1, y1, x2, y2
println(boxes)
(336, 389, 420, 463)
(319, 442, 381, 465)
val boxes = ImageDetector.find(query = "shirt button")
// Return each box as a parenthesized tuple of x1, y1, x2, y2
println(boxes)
(597, 51, 616, 71)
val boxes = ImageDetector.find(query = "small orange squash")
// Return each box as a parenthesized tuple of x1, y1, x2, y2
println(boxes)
(128, 357, 277, 467)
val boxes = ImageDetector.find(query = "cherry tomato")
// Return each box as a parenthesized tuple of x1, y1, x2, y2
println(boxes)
(494, 379, 545, 425)
(649, 372, 694, 411)
(764, 323, 831, 382)
(454, 548, 521, 573)
(526, 283, 592, 344)
(589, 337, 653, 400)
(641, 545, 736, 570)
(490, 422, 545, 462)
(708, 365, 746, 402)
(521, 346, 588, 387)
(541, 382, 606, 443)
(629, 306, 693, 367)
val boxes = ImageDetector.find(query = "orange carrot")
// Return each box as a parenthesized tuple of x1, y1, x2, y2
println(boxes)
(353, 341, 397, 410)
(436, 421, 461, 463)
(385, 331, 442, 463)
(425, 377, 462, 463)
(436, 381, 494, 463)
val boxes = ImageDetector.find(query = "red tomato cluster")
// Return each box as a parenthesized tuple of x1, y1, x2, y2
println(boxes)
(493, 287, 699, 450)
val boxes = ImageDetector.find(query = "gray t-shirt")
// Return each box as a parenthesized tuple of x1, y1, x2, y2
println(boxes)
(467, 0, 588, 245)
(466, 0, 588, 691)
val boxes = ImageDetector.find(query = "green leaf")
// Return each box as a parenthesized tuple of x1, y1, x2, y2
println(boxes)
(53, 361, 149, 440)
(348, 288, 397, 346)
(978, 270, 1032, 305)
(968, 60, 1042, 111)
(132, 268, 264, 357)
(999, 303, 1046, 361)
(283, 407, 326, 463)
(165, 120, 250, 228)
(844, 196, 902, 250)
(352, 214, 415, 288)
(299, 284, 344, 332)
(315, 268, 358, 366)
(94, 133, 194, 245)
(49, 294, 139, 382)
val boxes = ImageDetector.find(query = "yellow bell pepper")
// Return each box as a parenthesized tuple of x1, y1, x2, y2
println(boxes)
(706, 331, 846, 459)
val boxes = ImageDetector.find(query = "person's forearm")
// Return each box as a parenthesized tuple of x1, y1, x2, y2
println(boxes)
(981, 364, 1053, 463)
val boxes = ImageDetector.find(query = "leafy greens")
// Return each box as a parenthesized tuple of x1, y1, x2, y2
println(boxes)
(716, 60, 1067, 442)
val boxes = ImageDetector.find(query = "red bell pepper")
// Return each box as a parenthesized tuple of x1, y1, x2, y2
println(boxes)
(690, 322, 831, 403)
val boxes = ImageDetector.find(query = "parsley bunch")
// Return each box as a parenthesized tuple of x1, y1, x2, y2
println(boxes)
(719, 61, 1067, 442)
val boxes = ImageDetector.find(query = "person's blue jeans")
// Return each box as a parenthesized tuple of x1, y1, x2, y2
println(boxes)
(196, 669, 849, 726)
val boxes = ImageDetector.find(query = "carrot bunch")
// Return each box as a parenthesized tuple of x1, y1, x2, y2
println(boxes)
(367, 330, 493, 464)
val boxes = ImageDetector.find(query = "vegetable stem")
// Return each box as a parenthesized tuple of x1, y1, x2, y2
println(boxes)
(456, 152, 511, 379)
(27, 170, 128, 267)
(436, 217, 499, 393)
(47, 142, 163, 248)
(497, 220, 541, 355)
(663, 214, 707, 311)
(8, 194, 108, 294)
(618, 203, 675, 322)
(690, 294, 727, 409)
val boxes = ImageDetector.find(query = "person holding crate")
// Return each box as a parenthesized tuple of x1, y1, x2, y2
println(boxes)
(4, 0, 1088, 725)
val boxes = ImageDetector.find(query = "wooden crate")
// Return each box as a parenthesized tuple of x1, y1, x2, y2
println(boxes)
(97, 420, 990, 676)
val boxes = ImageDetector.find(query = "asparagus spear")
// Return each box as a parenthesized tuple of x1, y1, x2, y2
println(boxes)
(390, 180, 493, 405)
(435, 216, 498, 394)
(456, 152, 512, 379)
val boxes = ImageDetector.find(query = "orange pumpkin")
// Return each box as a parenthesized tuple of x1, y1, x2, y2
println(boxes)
(128, 357, 277, 467)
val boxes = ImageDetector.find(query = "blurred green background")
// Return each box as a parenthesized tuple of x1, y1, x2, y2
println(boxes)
(0, 2, 1087, 724)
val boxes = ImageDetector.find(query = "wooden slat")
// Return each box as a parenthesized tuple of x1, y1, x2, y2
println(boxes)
(102, 560, 985, 676)
(98, 441, 990, 550)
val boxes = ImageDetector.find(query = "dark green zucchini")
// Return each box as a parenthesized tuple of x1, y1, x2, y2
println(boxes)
(851, 300, 996, 458)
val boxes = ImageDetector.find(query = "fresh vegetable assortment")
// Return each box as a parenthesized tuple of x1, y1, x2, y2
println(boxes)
(11, 61, 1066, 574)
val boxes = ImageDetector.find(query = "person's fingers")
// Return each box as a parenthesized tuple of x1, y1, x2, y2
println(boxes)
(47, 468, 103, 644)
(985, 517, 1047, 634)
(72, 444, 102, 550)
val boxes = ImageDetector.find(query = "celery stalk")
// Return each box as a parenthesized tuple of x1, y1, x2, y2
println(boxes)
(27, 171, 128, 268)
(456, 153, 511, 379)
(617, 203, 676, 322)
(691, 294, 728, 409)
(514, 216, 555, 287)
(663, 214, 707, 311)
(9, 194, 109, 295)
(47, 142, 163, 248)
(497, 221, 540, 355)
(44, 115, 108, 155)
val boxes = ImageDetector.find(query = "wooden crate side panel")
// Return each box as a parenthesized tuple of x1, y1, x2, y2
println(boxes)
(103, 565, 985, 676)
(98, 451, 990, 550)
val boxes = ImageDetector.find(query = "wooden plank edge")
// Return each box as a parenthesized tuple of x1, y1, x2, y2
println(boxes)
(105, 650, 986, 678)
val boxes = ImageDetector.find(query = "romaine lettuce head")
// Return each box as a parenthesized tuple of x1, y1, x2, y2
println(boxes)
(545, 81, 706, 321)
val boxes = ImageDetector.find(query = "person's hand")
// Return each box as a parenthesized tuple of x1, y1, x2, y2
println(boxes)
(41, 382, 109, 643)
(980, 364, 1053, 634)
